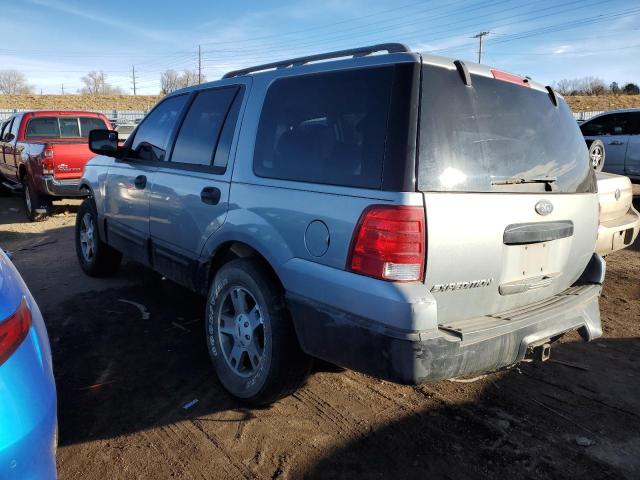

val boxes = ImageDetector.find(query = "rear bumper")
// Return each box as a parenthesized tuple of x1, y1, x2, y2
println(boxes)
(41, 175, 87, 197)
(289, 283, 603, 384)
(596, 206, 640, 255)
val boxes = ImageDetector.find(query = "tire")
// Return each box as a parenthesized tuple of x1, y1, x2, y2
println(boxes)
(588, 139, 605, 172)
(23, 176, 51, 222)
(206, 258, 311, 405)
(75, 197, 122, 277)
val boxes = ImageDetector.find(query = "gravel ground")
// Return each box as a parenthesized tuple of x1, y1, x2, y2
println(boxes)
(1, 190, 639, 480)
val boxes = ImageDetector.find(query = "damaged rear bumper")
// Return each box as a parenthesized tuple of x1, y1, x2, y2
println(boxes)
(288, 282, 602, 384)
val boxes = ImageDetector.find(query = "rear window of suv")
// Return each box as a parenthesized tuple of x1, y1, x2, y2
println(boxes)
(418, 65, 595, 194)
(26, 116, 108, 139)
(253, 66, 394, 189)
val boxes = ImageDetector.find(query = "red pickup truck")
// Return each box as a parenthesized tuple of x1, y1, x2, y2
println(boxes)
(0, 111, 111, 221)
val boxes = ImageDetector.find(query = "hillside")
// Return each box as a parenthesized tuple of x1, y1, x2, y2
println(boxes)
(0, 94, 161, 111)
(1, 93, 639, 113)
(564, 94, 640, 112)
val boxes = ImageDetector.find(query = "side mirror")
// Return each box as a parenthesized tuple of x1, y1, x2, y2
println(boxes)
(3, 133, 15, 142)
(89, 129, 121, 157)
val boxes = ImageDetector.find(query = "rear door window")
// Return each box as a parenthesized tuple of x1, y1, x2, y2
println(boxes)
(130, 94, 188, 162)
(580, 113, 634, 136)
(418, 65, 594, 193)
(170, 86, 239, 168)
(253, 67, 394, 189)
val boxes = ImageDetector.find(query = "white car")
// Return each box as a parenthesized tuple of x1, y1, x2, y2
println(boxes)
(595, 172, 639, 255)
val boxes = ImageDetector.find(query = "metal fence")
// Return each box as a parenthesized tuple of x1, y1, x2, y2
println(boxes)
(573, 111, 604, 121)
(0, 109, 148, 123)
(1, 108, 605, 123)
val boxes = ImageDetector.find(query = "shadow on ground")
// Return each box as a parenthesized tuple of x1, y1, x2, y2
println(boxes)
(48, 273, 640, 478)
(305, 337, 640, 479)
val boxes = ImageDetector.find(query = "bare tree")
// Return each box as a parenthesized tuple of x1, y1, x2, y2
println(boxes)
(79, 71, 124, 95)
(552, 79, 575, 96)
(552, 76, 607, 96)
(0, 70, 34, 94)
(159, 69, 206, 94)
(180, 69, 203, 88)
(160, 69, 182, 94)
(581, 76, 606, 96)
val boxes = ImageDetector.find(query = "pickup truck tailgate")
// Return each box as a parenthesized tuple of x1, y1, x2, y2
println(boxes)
(49, 142, 96, 180)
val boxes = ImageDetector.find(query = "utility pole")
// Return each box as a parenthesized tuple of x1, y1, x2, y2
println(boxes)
(132, 65, 137, 95)
(473, 31, 490, 63)
(61, 83, 64, 95)
(198, 45, 202, 84)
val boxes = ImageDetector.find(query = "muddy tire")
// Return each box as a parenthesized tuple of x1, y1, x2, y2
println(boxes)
(23, 177, 51, 222)
(588, 139, 605, 172)
(206, 258, 311, 405)
(75, 197, 122, 277)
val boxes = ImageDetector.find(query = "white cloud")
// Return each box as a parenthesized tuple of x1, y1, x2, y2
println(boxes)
(26, 0, 169, 42)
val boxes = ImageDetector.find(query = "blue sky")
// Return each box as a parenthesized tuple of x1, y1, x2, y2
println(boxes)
(2, 0, 639, 94)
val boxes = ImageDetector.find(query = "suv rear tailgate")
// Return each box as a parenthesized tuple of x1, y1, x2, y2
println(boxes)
(417, 59, 599, 326)
(423, 192, 598, 325)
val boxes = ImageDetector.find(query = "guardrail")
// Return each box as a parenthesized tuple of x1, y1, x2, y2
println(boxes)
(0, 109, 148, 123)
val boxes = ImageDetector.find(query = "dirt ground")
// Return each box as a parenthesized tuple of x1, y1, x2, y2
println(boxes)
(1, 191, 639, 480)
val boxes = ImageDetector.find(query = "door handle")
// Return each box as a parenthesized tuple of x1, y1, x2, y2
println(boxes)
(134, 175, 147, 189)
(201, 186, 221, 205)
(608, 140, 625, 145)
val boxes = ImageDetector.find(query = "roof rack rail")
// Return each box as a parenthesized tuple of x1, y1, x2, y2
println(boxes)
(222, 43, 411, 79)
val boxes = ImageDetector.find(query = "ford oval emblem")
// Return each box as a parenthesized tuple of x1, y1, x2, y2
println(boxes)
(535, 200, 554, 216)
(614, 188, 621, 201)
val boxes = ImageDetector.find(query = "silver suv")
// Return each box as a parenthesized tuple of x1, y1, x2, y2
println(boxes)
(77, 44, 605, 405)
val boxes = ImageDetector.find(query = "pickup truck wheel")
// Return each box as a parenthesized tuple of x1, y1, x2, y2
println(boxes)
(23, 178, 51, 222)
(206, 258, 311, 405)
(75, 198, 122, 276)
(588, 139, 605, 171)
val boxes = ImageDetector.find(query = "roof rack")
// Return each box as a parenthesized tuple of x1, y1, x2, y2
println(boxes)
(222, 43, 411, 79)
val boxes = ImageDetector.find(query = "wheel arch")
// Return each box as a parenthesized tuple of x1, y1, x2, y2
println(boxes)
(197, 240, 284, 296)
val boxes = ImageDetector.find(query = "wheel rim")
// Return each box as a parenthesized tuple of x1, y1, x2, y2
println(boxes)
(216, 287, 265, 378)
(590, 145, 603, 169)
(79, 212, 96, 262)
(24, 184, 32, 213)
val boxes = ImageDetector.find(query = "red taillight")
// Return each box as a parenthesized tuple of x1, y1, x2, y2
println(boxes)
(0, 298, 32, 366)
(348, 205, 426, 282)
(42, 148, 54, 175)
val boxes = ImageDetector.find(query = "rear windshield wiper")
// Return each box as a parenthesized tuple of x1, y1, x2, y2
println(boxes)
(491, 177, 557, 186)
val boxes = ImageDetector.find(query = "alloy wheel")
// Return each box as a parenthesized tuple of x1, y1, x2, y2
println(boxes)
(590, 145, 603, 170)
(217, 287, 266, 377)
(79, 213, 96, 262)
